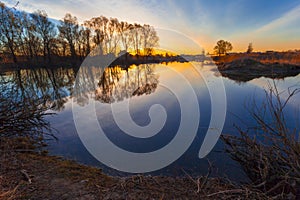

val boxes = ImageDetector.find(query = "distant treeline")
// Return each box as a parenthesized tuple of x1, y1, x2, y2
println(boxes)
(0, 2, 159, 64)
(213, 51, 300, 66)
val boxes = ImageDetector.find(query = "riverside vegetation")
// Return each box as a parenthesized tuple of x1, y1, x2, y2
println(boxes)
(1, 2, 300, 199)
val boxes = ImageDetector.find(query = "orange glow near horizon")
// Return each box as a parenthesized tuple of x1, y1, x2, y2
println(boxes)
(128, 49, 178, 56)
(157, 29, 300, 55)
(195, 38, 300, 54)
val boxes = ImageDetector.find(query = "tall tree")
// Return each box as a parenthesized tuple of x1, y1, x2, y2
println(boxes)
(107, 18, 120, 55)
(76, 27, 91, 58)
(82, 28, 91, 56)
(0, 3, 21, 63)
(0, 3, 160, 62)
(118, 21, 132, 53)
(84, 16, 108, 55)
(18, 12, 34, 60)
(130, 23, 143, 55)
(214, 40, 233, 56)
(141, 24, 159, 56)
(31, 10, 56, 62)
(21, 12, 42, 61)
(58, 13, 79, 58)
(246, 43, 253, 54)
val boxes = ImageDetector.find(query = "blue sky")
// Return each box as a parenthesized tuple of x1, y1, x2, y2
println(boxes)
(3, 0, 300, 53)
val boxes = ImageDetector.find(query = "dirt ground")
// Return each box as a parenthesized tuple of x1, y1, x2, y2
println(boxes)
(0, 149, 270, 200)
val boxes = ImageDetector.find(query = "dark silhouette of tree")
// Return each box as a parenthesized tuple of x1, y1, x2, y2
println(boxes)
(141, 24, 159, 56)
(214, 40, 233, 56)
(84, 16, 108, 56)
(131, 23, 143, 55)
(83, 17, 158, 57)
(31, 10, 56, 62)
(247, 43, 253, 54)
(58, 13, 79, 58)
(76, 27, 90, 58)
(19, 12, 39, 60)
(0, 2, 160, 64)
(81, 28, 91, 57)
(0, 3, 21, 63)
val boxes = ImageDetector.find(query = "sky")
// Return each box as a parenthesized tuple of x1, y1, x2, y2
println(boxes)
(2, 0, 300, 54)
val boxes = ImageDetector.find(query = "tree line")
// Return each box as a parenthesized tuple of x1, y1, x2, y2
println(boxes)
(0, 2, 159, 64)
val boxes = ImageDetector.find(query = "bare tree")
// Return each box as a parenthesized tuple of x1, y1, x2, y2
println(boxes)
(141, 24, 159, 56)
(31, 10, 56, 62)
(0, 3, 21, 63)
(118, 21, 132, 53)
(107, 17, 120, 55)
(82, 28, 91, 56)
(58, 13, 79, 58)
(130, 23, 143, 55)
(246, 42, 253, 54)
(19, 12, 36, 60)
(0, 2, 160, 63)
(84, 16, 108, 55)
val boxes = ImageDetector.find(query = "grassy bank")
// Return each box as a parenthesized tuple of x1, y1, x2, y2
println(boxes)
(0, 144, 267, 199)
(212, 51, 300, 66)
(211, 53, 300, 82)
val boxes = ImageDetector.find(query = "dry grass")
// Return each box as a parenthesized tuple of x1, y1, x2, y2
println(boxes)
(0, 149, 268, 199)
(222, 82, 300, 199)
(213, 52, 300, 66)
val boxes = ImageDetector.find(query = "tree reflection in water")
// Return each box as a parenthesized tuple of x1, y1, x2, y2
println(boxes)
(1, 63, 158, 146)
(96, 64, 158, 103)
(1, 63, 160, 112)
(74, 64, 159, 105)
(0, 67, 76, 145)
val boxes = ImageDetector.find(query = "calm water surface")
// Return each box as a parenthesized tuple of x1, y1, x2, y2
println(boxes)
(1, 62, 299, 181)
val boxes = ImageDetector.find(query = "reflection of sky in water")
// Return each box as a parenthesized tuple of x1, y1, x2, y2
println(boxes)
(44, 62, 300, 180)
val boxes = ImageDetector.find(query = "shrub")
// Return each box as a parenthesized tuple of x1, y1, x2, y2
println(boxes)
(222, 82, 300, 198)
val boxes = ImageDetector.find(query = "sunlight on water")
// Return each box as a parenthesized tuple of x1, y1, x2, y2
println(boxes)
(1, 62, 299, 180)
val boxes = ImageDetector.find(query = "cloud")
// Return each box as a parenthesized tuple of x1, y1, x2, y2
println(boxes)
(255, 5, 300, 33)
(2, 0, 214, 51)
(2, 0, 165, 25)
(2, 0, 300, 52)
(226, 3, 300, 51)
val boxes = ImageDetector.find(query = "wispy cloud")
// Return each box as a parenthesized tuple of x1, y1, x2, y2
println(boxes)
(230, 4, 300, 51)
(2, 0, 300, 52)
(3, 0, 165, 25)
(255, 5, 300, 33)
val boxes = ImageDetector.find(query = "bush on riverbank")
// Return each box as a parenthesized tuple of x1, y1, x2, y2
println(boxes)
(222, 82, 300, 199)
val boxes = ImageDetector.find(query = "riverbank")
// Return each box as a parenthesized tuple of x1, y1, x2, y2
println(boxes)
(0, 54, 191, 74)
(212, 53, 300, 82)
(218, 58, 300, 82)
(0, 139, 265, 199)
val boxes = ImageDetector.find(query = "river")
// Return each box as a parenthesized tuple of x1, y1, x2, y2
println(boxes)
(1, 61, 299, 181)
